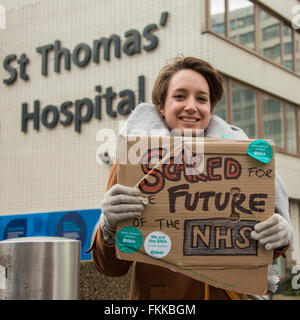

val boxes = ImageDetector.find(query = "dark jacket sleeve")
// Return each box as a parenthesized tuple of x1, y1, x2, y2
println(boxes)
(87, 162, 132, 277)
(89, 227, 132, 277)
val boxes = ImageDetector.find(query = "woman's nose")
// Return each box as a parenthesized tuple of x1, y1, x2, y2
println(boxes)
(184, 99, 197, 113)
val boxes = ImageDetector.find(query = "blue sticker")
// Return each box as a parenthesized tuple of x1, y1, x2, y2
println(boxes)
(247, 140, 273, 164)
(116, 226, 143, 254)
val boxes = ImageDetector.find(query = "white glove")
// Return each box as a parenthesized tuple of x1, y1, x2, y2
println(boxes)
(99, 184, 148, 244)
(251, 213, 291, 251)
(267, 264, 280, 293)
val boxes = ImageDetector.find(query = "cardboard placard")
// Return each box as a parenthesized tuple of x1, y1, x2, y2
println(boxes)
(116, 135, 275, 295)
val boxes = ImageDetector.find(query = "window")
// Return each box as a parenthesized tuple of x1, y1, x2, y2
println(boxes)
(207, 1, 300, 75)
(259, 9, 281, 64)
(214, 77, 228, 121)
(216, 75, 300, 155)
(231, 82, 257, 138)
(262, 24, 280, 41)
(239, 31, 255, 45)
(283, 25, 293, 71)
(286, 104, 297, 154)
(210, 0, 225, 36)
(284, 42, 292, 55)
(263, 44, 281, 61)
(229, 0, 255, 50)
(296, 32, 300, 74)
(262, 95, 284, 147)
(298, 109, 300, 153)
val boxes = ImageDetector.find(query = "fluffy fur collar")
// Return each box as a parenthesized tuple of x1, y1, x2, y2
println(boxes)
(119, 103, 248, 139)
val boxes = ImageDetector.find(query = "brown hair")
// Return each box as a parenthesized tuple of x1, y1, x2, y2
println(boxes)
(152, 56, 223, 113)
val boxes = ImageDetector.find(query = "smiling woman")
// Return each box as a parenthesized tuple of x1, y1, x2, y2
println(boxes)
(156, 69, 211, 134)
(90, 55, 293, 300)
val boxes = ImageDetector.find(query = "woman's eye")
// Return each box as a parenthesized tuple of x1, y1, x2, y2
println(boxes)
(197, 97, 208, 102)
(174, 94, 185, 100)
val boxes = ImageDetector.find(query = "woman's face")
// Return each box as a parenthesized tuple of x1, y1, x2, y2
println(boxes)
(157, 69, 211, 135)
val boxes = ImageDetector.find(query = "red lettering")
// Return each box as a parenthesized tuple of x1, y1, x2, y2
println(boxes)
(139, 148, 165, 194)
(138, 149, 243, 195)
(206, 157, 222, 181)
(224, 158, 242, 179)
(182, 151, 208, 183)
(162, 157, 181, 181)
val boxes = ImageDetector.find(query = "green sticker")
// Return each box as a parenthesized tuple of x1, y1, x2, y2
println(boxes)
(116, 226, 143, 253)
(247, 140, 273, 164)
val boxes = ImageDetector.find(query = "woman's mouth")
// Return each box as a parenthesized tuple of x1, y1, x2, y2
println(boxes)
(180, 117, 200, 122)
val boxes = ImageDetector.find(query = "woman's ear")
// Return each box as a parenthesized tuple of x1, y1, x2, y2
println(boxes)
(157, 105, 165, 116)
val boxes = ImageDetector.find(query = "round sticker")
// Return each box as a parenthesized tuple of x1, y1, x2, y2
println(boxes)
(247, 140, 273, 164)
(116, 226, 143, 254)
(144, 231, 171, 259)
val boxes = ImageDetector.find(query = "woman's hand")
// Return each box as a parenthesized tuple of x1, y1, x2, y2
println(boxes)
(251, 213, 291, 251)
(99, 184, 148, 244)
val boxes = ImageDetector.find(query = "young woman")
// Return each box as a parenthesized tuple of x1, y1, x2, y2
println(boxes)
(88, 56, 292, 300)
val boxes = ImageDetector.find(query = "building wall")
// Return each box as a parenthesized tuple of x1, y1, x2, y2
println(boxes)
(1, 0, 184, 215)
(258, 0, 297, 21)
(276, 153, 300, 200)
